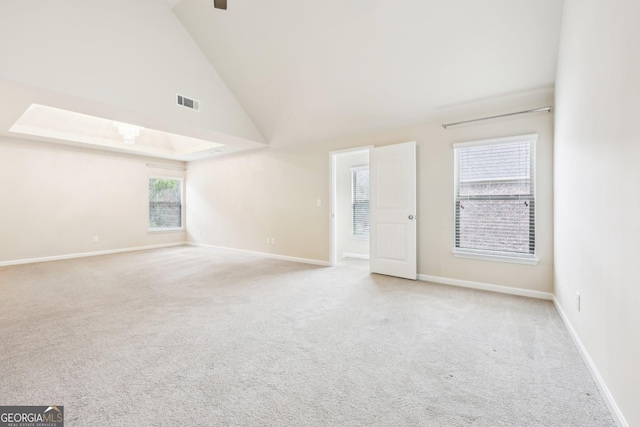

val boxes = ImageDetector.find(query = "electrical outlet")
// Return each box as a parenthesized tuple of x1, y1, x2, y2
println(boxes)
(92, 236, 99, 243)
(267, 237, 271, 244)
(576, 292, 581, 312)
(317, 199, 322, 207)
(270, 237, 275, 245)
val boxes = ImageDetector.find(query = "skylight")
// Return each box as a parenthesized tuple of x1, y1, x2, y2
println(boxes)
(9, 104, 225, 160)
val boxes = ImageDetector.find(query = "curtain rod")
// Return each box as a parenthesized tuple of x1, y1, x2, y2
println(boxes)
(442, 106, 553, 129)
(146, 163, 186, 171)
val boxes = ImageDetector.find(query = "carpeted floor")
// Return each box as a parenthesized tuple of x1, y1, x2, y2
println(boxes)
(0, 246, 614, 426)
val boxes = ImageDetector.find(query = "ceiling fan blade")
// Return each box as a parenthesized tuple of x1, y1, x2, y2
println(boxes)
(214, 0, 227, 9)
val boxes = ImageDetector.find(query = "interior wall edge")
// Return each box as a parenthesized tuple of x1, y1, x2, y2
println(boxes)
(418, 274, 553, 301)
(553, 298, 628, 427)
(0, 242, 187, 268)
(187, 242, 332, 267)
(341, 253, 370, 260)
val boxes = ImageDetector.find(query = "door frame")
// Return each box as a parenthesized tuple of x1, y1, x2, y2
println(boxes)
(329, 146, 373, 267)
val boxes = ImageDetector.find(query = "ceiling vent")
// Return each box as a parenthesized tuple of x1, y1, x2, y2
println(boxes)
(177, 94, 200, 112)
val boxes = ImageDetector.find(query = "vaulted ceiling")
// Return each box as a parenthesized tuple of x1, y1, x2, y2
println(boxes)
(174, 0, 565, 147)
(0, 0, 565, 159)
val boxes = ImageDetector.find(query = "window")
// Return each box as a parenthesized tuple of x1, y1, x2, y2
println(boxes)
(149, 177, 183, 231)
(351, 166, 370, 239)
(453, 134, 537, 263)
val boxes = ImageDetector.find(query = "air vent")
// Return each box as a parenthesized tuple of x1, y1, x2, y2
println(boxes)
(177, 94, 200, 112)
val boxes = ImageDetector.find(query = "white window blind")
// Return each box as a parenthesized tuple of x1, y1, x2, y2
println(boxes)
(351, 166, 370, 238)
(454, 135, 536, 257)
(149, 178, 183, 229)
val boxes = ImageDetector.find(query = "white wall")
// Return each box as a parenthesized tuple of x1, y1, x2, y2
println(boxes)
(0, 0, 264, 144)
(336, 150, 370, 259)
(554, 0, 640, 425)
(187, 92, 554, 293)
(0, 137, 185, 264)
(186, 145, 330, 262)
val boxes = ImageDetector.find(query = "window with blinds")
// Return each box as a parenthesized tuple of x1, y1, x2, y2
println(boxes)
(454, 135, 536, 258)
(351, 166, 370, 238)
(149, 177, 183, 230)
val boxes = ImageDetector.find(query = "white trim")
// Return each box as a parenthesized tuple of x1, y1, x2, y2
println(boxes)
(146, 163, 187, 171)
(418, 274, 553, 300)
(329, 146, 373, 156)
(149, 176, 185, 231)
(148, 227, 185, 234)
(452, 249, 539, 265)
(342, 252, 370, 260)
(148, 175, 185, 179)
(553, 298, 628, 427)
(452, 133, 538, 149)
(452, 134, 538, 261)
(0, 243, 186, 267)
(349, 165, 369, 173)
(330, 152, 337, 267)
(188, 242, 331, 267)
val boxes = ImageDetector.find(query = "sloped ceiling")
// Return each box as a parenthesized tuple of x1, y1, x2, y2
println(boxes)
(0, 0, 565, 158)
(0, 0, 266, 160)
(174, 0, 565, 147)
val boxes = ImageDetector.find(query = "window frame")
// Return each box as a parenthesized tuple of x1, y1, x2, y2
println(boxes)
(452, 134, 539, 265)
(350, 165, 370, 240)
(148, 175, 184, 233)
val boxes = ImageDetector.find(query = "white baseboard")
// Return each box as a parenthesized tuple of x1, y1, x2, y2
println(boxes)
(188, 242, 331, 267)
(341, 252, 370, 260)
(418, 274, 553, 300)
(553, 298, 628, 427)
(0, 243, 187, 267)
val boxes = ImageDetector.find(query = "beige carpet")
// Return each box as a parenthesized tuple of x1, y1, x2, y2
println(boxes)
(0, 246, 614, 426)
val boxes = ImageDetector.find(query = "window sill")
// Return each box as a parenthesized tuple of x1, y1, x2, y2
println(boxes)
(351, 235, 370, 241)
(148, 227, 184, 234)
(452, 249, 539, 265)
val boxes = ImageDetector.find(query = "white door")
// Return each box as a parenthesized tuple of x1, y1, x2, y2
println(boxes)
(370, 141, 417, 280)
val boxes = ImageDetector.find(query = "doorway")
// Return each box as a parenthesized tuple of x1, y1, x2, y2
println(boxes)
(330, 142, 417, 279)
(330, 147, 371, 267)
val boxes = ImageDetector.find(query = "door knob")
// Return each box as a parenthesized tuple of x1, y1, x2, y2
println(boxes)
(408, 215, 414, 220)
